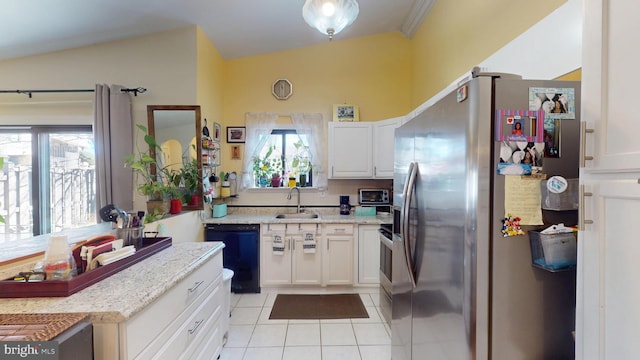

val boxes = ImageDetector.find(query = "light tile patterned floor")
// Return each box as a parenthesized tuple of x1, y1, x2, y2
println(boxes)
(220, 288, 391, 360)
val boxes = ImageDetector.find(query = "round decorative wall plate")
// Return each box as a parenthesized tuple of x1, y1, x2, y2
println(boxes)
(272, 78, 293, 100)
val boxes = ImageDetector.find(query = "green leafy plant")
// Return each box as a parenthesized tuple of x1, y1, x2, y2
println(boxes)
(291, 140, 312, 175)
(181, 157, 200, 201)
(124, 124, 174, 200)
(252, 144, 283, 182)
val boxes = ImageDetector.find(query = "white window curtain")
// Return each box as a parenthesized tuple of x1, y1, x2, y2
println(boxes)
(240, 112, 278, 190)
(93, 84, 133, 216)
(290, 112, 328, 190)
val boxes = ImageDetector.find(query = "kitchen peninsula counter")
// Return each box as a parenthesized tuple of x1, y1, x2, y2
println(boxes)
(0, 241, 224, 322)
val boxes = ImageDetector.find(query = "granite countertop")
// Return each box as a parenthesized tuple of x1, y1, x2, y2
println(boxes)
(202, 212, 393, 225)
(0, 242, 224, 324)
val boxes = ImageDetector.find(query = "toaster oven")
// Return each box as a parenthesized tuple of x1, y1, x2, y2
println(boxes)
(358, 188, 390, 205)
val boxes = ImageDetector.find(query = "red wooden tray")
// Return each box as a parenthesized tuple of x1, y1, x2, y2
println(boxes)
(0, 237, 172, 298)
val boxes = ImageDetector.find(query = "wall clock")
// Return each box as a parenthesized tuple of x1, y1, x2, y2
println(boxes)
(272, 78, 293, 100)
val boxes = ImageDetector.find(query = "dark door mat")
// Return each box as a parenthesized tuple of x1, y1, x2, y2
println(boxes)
(269, 294, 369, 320)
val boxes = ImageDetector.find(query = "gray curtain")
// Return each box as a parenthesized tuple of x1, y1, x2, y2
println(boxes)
(93, 84, 133, 216)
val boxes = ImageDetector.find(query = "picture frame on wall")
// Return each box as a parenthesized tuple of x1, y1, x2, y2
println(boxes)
(227, 126, 246, 143)
(231, 145, 242, 160)
(213, 122, 221, 142)
(333, 104, 360, 122)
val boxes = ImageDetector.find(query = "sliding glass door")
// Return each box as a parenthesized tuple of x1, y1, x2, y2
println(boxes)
(0, 126, 95, 241)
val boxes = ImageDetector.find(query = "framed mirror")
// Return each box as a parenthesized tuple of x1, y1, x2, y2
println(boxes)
(147, 105, 203, 211)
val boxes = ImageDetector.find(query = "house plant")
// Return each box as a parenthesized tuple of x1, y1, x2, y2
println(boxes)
(125, 124, 174, 216)
(270, 172, 282, 188)
(181, 157, 201, 205)
(252, 144, 283, 187)
(291, 140, 312, 187)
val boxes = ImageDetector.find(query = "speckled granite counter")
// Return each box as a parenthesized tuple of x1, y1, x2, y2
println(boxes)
(0, 242, 224, 324)
(202, 212, 392, 225)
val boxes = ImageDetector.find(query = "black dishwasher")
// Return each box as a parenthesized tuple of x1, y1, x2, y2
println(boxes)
(205, 223, 260, 293)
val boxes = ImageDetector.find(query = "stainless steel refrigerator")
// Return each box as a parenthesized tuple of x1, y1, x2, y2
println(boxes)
(392, 71, 578, 360)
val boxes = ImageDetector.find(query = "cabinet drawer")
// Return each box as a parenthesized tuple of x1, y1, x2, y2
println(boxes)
(145, 280, 223, 359)
(286, 223, 320, 234)
(125, 251, 222, 358)
(325, 224, 354, 235)
(262, 224, 286, 234)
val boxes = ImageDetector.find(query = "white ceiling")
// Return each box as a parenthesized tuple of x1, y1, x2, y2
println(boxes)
(0, 0, 433, 61)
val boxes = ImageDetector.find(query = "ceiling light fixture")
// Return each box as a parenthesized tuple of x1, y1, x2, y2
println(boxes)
(302, 0, 359, 41)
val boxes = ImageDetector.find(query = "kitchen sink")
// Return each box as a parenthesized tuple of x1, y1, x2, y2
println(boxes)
(274, 213, 319, 219)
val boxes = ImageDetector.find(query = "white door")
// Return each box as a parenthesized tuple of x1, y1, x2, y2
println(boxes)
(373, 117, 403, 178)
(328, 122, 373, 178)
(292, 235, 322, 285)
(581, 0, 640, 171)
(578, 178, 640, 359)
(578, 0, 640, 358)
(358, 225, 380, 284)
(325, 235, 353, 285)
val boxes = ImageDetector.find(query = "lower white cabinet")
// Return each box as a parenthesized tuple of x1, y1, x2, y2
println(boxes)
(357, 224, 380, 284)
(94, 249, 224, 360)
(261, 223, 322, 286)
(324, 224, 354, 285)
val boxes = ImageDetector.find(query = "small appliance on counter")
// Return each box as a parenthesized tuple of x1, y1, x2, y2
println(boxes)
(340, 195, 351, 215)
(358, 188, 390, 206)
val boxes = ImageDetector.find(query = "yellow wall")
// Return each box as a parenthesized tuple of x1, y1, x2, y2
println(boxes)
(221, 32, 411, 175)
(556, 69, 582, 81)
(410, 0, 567, 107)
(224, 32, 411, 125)
(196, 27, 226, 131)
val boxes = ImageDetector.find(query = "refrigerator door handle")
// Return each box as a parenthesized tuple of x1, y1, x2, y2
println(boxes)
(402, 162, 418, 288)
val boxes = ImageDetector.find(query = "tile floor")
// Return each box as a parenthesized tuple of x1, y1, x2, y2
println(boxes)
(220, 287, 391, 360)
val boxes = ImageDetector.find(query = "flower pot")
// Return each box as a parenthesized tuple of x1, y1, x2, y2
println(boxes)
(169, 199, 182, 214)
(147, 199, 169, 216)
(271, 177, 281, 188)
(299, 174, 307, 187)
(187, 195, 200, 206)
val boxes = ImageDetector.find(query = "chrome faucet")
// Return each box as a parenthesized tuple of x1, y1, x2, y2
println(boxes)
(287, 186, 302, 213)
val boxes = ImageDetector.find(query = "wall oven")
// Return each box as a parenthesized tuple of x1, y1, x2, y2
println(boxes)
(379, 223, 393, 327)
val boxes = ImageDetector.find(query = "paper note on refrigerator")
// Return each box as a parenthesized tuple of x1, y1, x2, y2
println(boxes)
(504, 176, 543, 225)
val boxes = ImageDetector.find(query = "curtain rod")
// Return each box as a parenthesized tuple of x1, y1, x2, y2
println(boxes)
(0, 87, 147, 98)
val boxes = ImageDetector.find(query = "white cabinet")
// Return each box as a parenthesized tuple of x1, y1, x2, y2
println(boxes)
(357, 224, 380, 285)
(372, 117, 403, 178)
(578, 1, 640, 358)
(328, 118, 402, 179)
(581, 1, 640, 172)
(120, 249, 223, 360)
(261, 223, 322, 286)
(328, 122, 373, 178)
(323, 224, 354, 285)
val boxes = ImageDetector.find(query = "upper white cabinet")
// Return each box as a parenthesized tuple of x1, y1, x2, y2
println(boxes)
(373, 117, 404, 178)
(581, 0, 640, 173)
(578, 1, 640, 358)
(328, 117, 403, 179)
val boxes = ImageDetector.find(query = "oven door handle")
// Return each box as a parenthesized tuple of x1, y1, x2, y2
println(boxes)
(380, 233, 393, 249)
